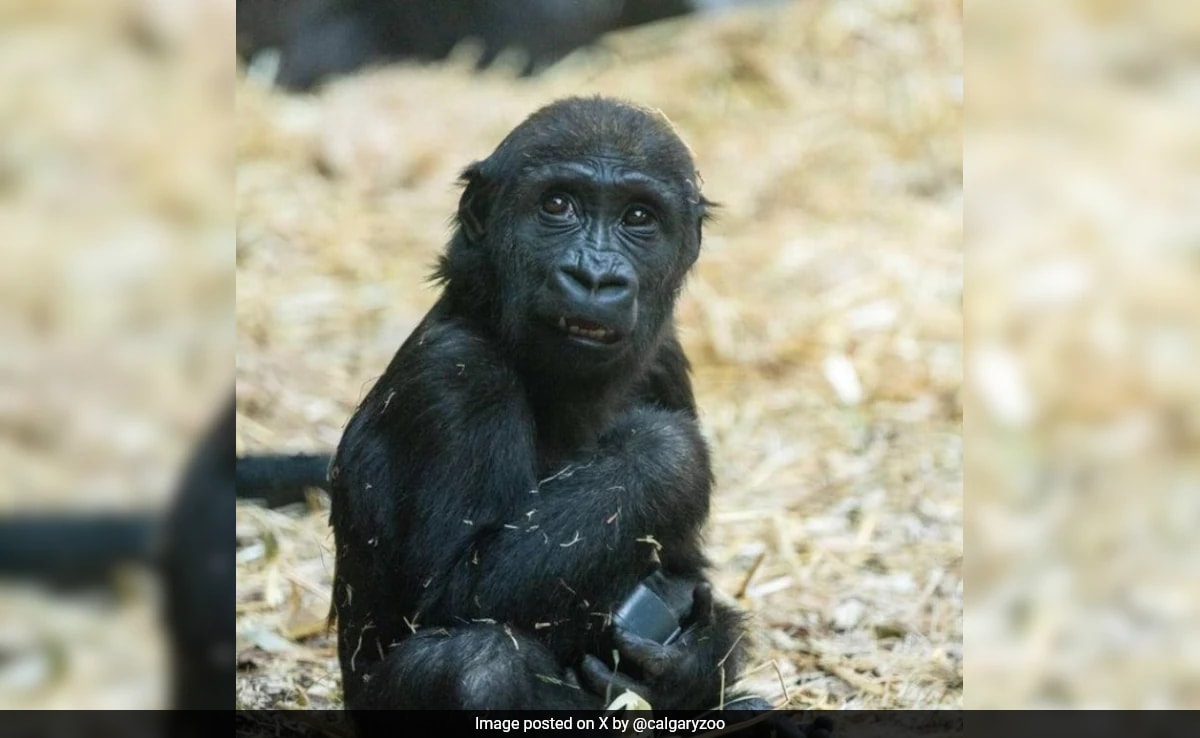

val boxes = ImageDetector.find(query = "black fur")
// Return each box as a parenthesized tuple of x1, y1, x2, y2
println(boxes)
(329, 97, 752, 713)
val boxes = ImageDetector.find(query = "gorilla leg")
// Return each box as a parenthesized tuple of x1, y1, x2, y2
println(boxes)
(351, 624, 599, 710)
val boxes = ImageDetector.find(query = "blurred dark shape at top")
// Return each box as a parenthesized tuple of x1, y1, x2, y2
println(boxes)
(237, 0, 730, 91)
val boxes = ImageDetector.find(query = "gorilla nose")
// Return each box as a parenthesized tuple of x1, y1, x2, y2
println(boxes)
(554, 263, 636, 308)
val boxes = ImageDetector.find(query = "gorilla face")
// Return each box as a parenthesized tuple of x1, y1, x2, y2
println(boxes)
(440, 97, 709, 378)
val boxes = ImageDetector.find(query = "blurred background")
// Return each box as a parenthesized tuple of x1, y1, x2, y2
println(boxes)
(235, 0, 962, 710)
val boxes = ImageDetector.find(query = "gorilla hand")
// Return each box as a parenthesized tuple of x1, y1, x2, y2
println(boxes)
(580, 583, 728, 711)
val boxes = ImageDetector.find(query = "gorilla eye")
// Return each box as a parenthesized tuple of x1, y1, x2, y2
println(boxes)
(622, 206, 654, 228)
(541, 194, 572, 217)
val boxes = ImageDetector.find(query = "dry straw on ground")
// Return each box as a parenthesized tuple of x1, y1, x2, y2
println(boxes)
(236, 0, 963, 709)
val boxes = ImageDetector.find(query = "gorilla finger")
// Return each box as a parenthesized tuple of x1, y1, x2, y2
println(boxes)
(689, 582, 714, 626)
(579, 654, 615, 691)
(579, 655, 641, 699)
(614, 628, 674, 677)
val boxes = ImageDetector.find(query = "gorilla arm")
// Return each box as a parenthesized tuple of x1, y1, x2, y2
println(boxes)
(330, 316, 738, 710)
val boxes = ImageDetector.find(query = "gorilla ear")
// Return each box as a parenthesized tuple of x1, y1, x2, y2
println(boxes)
(685, 176, 716, 243)
(696, 196, 718, 243)
(456, 162, 492, 243)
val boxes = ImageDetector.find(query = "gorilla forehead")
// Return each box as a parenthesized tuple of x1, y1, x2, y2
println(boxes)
(482, 97, 699, 187)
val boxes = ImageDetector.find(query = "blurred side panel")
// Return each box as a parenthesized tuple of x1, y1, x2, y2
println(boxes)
(0, 0, 233, 709)
(965, 0, 1200, 708)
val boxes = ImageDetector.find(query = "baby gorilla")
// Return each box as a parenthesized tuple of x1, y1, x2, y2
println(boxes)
(329, 97, 774, 718)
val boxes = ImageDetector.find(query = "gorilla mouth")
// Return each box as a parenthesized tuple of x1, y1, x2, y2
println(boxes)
(555, 316, 621, 344)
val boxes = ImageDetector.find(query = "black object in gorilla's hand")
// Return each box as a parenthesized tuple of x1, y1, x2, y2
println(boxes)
(612, 570, 695, 646)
